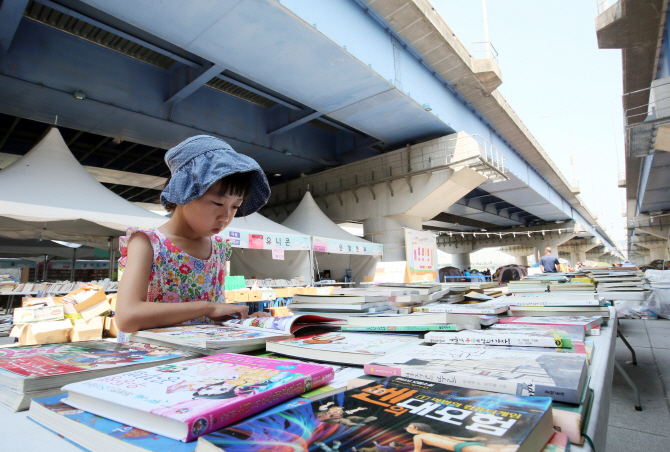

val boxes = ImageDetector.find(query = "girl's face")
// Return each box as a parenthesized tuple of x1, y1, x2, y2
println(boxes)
(182, 182, 243, 236)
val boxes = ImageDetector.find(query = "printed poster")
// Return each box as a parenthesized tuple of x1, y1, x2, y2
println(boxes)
(223, 230, 311, 251)
(404, 228, 438, 282)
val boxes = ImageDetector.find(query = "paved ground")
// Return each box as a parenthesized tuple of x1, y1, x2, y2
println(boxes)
(608, 319, 670, 452)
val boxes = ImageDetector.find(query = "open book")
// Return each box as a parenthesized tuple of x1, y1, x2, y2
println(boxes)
(130, 315, 339, 352)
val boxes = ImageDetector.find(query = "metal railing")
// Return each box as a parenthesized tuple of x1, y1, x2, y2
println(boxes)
(472, 41, 499, 66)
(265, 133, 507, 207)
(596, 0, 619, 15)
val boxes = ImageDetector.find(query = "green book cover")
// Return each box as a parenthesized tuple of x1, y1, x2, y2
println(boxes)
(341, 324, 463, 332)
(224, 275, 246, 290)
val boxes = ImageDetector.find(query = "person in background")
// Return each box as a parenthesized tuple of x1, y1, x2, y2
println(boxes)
(116, 136, 271, 334)
(539, 246, 560, 273)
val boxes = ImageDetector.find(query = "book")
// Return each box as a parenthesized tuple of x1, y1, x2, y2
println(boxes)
(0, 341, 196, 393)
(288, 302, 392, 311)
(505, 297, 605, 307)
(346, 312, 481, 327)
(292, 294, 388, 304)
(266, 332, 423, 365)
(364, 343, 588, 403)
(424, 329, 572, 348)
(433, 341, 591, 363)
(489, 323, 586, 341)
(286, 309, 400, 321)
(509, 306, 610, 318)
(413, 301, 509, 314)
(552, 380, 593, 444)
(28, 394, 311, 452)
(61, 353, 334, 441)
(498, 316, 603, 331)
(130, 315, 339, 351)
(342, 324, 473, 332)
(0, 384, 65, 412)
(373, 283, 441, 294)
(543, 431, 570, 451)
(197, 376, 555, 452)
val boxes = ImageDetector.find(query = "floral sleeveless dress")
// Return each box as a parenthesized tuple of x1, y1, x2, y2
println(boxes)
(117, 228, 233, 339)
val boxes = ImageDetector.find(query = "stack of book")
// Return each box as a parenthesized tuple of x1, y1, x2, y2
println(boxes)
(0, 341, 196, 411)
(592, 270, 650, 300)
(341, 312, 482, 332)
(550, 282, 596, 292)
(414, 300, 509, 315)
(507, 280, 549, 294)
(288, 293, 394, 318)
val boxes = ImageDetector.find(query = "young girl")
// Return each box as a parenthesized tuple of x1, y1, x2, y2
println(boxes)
(116, 135, 271, 333)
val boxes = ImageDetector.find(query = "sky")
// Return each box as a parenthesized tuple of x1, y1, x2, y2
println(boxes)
(430, 0, 626, 249)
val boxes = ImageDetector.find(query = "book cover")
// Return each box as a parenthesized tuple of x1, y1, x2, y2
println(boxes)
(432, 341, 590, 362)
(413, 302, 509, 315)
(28, 394, 311, 452)
(347, 312, 480, 327)
(131, 324, 289, 349)
(266, 332, 423, 364)
(0, 341, 195, 392)
(364, 344, 588, 403)
(341, 324, 469, 332)
(198, 376, 554, 452)
(62, 354, 334, 441)
(498, 316, 603, 330)
(489, 323, 585, 341)
(224, 314, 338, 334)
(424, 330, 572, 348)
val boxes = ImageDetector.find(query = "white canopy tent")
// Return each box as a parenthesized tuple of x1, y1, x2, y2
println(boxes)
(220, 213, 312, 281)
(282, 192, 383, 284)
(0, 128, 167, 251)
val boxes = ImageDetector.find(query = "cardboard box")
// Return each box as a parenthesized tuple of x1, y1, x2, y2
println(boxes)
(270, 306, 291, 317)
(70, 317, 104, 342)
(261, 289, 276, 301)
(64, 284, 106, 312)
(21, 296, 55, 308)
(10, 319, 72, 346)
(107, 294, 117, 312)
(274, 288, 290, 298)
(79, 299, 111, 321)
(13, 305, 65, 324)
(232, 290, 249, 302)
(225, 291, 235, 303)
(104, 317, 119, 338)
(248, 290, 262, 301)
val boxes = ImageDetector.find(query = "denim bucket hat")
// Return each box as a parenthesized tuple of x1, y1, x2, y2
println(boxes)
(160, 135, 270, 217)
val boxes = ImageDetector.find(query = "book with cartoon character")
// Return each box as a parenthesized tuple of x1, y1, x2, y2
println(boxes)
(196, 376, 555, 452)
(0, 341, 195, 411)
(61, 353, 334, 441)
(266, 332, 423, 365)
(364, 344, 588, 403)
(130, 315, 340, 352)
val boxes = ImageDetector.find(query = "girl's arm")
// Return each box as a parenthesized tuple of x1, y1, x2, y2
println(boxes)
(115, 234, 249, 332)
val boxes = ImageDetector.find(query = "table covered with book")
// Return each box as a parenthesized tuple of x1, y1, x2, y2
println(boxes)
(0, 281, 620, 452)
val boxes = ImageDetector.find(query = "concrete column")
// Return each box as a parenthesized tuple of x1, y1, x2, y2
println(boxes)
(649, 248, 668, 261)
(500, 246, 533, 266)
(515, 255, 528, 266)
(363, 214, 423, 262)
(452, 253, 471, 271)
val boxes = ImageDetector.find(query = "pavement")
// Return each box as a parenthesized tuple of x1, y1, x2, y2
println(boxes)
(608, 319, 670, 452)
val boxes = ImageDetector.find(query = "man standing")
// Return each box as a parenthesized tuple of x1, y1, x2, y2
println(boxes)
(539, 246, 560, 273)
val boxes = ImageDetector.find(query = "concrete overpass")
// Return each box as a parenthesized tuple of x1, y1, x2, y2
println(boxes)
(596, 0, 670, 264)
(0, 0, 618, 262)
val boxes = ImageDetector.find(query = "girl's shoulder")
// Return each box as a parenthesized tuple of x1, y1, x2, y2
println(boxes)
(119, 227, 164, 262)
(212, 235, 233, 261)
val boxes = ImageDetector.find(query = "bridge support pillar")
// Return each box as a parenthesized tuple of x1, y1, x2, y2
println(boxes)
(451, 253, 471, 271)
(635, 242, 669, 262)
(363, 214, 423, 262)
(500, 246, 534, 266)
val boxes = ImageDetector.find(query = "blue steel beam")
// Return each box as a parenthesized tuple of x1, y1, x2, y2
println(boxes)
(0, 0, 29, 53)
(166, 63, 224, 104)
(267, 110, 323, 136)
(636, 154, 654, 215)
(214, 74, 302, 112)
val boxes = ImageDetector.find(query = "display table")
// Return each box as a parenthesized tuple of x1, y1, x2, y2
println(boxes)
(0, 308, 618, 452)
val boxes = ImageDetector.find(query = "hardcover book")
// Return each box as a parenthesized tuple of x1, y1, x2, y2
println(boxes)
(346, 312, 481, 327)
(61, 353, 334, 441)
(413, 302, 509, 315)
(489, 323, 585, 341)
(266, 332, 423, 365)
(341, 324, 473, 332)
(498, 316, 603, 331)
(364, 343, 588, 403)
(0, 341, 196, 393)
(197, 376, 555, 452)
(424, 329, 572, 348)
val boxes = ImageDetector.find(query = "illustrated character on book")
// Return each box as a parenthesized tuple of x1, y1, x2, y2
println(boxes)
(351, 441, 405, 452)
(304, 334, 346, 345)
(317, 401, 377, 427)
(405, 422, 518, 452)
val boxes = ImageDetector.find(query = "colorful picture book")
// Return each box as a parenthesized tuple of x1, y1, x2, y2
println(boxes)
(28, 394, 311, 452)
(198, 376, 555, 452)
(0, 341, 196, 393)
(424, 329, 572, 348)
(266, 332, 423, 365)
(225, 314, 339, 334)
(364, 343, 588, 403)
(61, 353, 334, 441)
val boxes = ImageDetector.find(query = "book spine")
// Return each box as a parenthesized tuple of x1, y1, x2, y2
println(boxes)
(341, 325, 459, 332)
(184, 367, 334, 441)
(424, 332, 568, 348)
(413, 307, 496, 314)
(509, 299, 601, 306)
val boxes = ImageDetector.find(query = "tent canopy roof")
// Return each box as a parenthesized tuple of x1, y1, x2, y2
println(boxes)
(282, 192, 372, 244)
(0, 128, 166, 247)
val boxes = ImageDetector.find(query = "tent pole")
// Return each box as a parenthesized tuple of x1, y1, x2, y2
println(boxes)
(309, 240, 315, 286)
(108, 238, 114, 280)
(71, 248, 77, 281)
(42, 254, 48, 281)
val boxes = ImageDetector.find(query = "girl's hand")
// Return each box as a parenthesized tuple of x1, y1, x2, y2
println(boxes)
(250, 311, 271, 318)
(207, 303, 249, 321)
